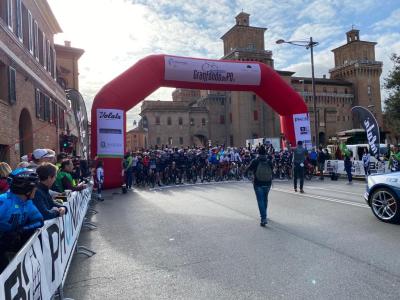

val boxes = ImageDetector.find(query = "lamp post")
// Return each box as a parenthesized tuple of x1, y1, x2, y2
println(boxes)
(276, 37, 319, 147)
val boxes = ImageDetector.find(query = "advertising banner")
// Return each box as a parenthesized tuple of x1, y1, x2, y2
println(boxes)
(0, 188, 92, 300)
(325, 160, 390, 176)
(293, 113, 312, 149)
(97, 109, 124, 157)
(351, 106, 380, 157)
(246, 137, 281, 151)
(164, 56, 261, 86)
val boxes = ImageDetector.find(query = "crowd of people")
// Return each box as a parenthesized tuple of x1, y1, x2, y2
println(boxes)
(0, 149, 93, 272)
(1, 142, 399, 271)
(119, 144, 334, 189)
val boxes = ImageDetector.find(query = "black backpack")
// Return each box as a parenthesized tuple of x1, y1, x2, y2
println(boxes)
(255, 159, 272, 182)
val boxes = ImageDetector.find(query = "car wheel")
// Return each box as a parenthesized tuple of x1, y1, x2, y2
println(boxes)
(370, 188, 400, 224)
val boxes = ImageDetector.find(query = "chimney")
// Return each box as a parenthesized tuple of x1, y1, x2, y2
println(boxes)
(64, 41, 71, 47)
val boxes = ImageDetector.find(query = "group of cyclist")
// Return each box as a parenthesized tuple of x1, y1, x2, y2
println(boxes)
(121, 145, 301, 188)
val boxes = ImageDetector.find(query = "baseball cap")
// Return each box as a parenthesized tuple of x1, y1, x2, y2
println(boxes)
(33, 149, 55, 160)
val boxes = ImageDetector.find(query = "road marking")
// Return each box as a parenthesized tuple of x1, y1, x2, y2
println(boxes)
(271, 187, 369, 208)
(278, 185, 363, 196)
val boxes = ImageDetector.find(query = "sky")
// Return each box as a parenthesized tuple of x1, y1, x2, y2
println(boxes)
(48, 0, 400, 129)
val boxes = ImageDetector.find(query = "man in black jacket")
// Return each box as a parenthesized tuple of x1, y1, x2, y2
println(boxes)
(246, 146, 273, 227)
(34, 163, 67, 220)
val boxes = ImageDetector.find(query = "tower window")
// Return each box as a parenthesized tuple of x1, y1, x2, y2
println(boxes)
(178, 117, 183, 125)
(167, 116, 171, 125)
(155, 116, 160, 125)
(253, 110, 258, 121)
(202, 118, 206, 126)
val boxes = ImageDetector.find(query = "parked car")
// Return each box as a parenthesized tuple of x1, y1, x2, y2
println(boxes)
(364, 172, 400, 224)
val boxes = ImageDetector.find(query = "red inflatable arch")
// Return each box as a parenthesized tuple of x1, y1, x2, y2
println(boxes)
(91, 54, 309, 188)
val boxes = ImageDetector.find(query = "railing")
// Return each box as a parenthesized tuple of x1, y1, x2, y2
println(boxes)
(0, 185, 97, 300)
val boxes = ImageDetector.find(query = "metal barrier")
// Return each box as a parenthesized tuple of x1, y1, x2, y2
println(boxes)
(0, 185, 98, 300)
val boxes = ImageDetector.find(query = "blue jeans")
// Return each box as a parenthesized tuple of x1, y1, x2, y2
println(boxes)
(254, 184, 272, 222)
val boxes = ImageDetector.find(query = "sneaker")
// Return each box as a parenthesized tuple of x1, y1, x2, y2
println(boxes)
(300, 189, 305, 194)
(260, 222, 266, 227)
(294, 188, 298, 192)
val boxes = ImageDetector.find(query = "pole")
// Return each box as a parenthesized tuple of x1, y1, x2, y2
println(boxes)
(310, 37, 318, 147)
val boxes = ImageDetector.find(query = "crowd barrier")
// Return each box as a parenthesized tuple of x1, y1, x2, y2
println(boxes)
(325, 160, 390, 177)
(0, 186, 95, 300)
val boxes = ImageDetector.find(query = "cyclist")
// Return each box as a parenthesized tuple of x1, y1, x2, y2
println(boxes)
(0, 168, 44, 272)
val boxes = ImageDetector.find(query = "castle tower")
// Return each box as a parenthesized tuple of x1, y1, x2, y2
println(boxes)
(330, 29, 383, 125)
(219, 12, 279, 146)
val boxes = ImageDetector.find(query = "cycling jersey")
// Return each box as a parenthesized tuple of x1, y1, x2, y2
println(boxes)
(0, 192, 44, 233)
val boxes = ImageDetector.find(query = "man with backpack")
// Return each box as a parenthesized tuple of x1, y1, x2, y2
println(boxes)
(246, 146, 273, 227)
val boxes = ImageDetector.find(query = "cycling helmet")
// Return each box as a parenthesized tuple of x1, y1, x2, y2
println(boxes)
(8, 168, 39, 195)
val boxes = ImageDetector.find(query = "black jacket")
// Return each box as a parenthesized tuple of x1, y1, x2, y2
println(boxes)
(33, 183, 68, 220)
(247, 155, 273, 186)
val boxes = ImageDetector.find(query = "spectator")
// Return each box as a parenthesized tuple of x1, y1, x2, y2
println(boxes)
(362, 148, 371, 180)
(293, 141, 308, 193)
(317, 146, 326, 180)
(96, 160, 105, 201)
(0, 168, 43, 272)
(246, 145, 273, 227)
(34, 163, 68, 220)
(29, 149, 56, 170)
(310, 148, 318, 169)
(55, 159, 87, 192)
(0, 162, 12, 194)
(344, 151, 353, 184)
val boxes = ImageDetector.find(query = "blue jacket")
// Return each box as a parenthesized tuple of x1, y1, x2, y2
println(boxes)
(33, 183, 67, 220)
(0, 192, 44, 233)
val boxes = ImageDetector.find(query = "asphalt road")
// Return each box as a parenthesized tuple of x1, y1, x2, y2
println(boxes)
(64, 178, 400, 300)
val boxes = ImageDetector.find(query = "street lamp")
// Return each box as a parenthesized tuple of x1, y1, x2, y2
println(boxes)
(276, 37, 319, 147)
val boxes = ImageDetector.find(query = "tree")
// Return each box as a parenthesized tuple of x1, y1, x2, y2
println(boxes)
(384, 54, 400, 144)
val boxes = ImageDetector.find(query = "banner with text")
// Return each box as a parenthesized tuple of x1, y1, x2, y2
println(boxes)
(293, 113, 312, 149)
(0, 188, 92, 300)
(351, 106, 380, 157)
(97, 109, 124, 157)
(164, 56, 261, 86)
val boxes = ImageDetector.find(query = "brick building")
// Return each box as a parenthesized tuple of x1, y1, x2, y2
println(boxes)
(140, 12, 383, 148)
(0, 0, 83, 166)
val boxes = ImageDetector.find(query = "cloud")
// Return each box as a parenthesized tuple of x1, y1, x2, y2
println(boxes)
(373, 8, 400, 30)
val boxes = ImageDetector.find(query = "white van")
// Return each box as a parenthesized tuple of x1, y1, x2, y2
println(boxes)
(346, 144, 388, 161)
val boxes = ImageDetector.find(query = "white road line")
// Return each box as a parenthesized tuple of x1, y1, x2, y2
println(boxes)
(271, 187, 369, 208)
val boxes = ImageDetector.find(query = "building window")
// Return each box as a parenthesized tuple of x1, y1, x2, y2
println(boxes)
(253, 110, 258, 121)
(342, 116, 345, 121)
(35, 89, 40, 118)
(52, 48, 56, 79)
(367, 85, 371, 96)
(178, 117, 183, 125)
(15, 0, 22, 40)
(167, 116, 172, 125)
(33, 21, 38, 59)
(230, 135, 234, 146)
(168, 137, 173, 145)
(229, 112, 232, 123)
(252, 94, 256, 102)
(7, 66, 16, 104)
(44, 96, 50, 121)
(6, 0, 12, 29)
(220, 115, 225, 124)
(344, 88, 348, 94)
(156, 137, 161, 145)
(155, 116, 160, 125)
(190, 118, 194, 126)
(179, 137, 183, 145)
(202, 118, 206, 126)
(323, 87, 327, 93)
(28, 10, 33, 53)
(58, 107, 64, 129)
(334, 87, 338, 94)
(46, 40, 51, 72)
(42, 32, 46, 69)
